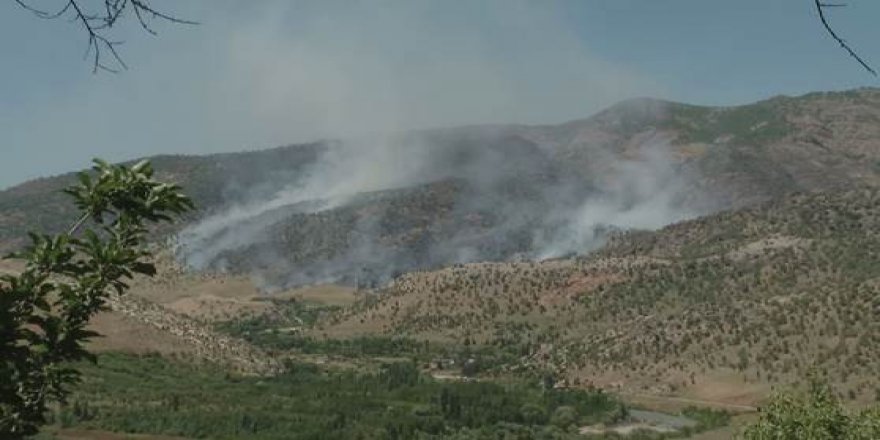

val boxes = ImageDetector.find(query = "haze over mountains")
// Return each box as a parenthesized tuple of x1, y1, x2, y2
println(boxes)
(9, 0, 880, 435)
(3, 88, 880, 290)
(4, 88, 880, 433)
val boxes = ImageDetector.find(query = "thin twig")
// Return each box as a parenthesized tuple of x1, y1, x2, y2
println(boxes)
(814, 0, 877, 76)
(131, 0, 198, 26)
(66, 0, 125, 73)
(12, 0, 196, 73)
(67, 213, 91, 236)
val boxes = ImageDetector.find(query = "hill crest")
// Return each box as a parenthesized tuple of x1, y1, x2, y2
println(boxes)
(4, 88, 880, 288)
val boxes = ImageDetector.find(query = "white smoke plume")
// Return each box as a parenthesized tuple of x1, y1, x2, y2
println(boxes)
(160, 1, 695, 289)
(176, 123, 705, 289)
(533, 142, 698, 259)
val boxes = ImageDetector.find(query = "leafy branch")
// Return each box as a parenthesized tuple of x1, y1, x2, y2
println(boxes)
(0, 159, 193, 438)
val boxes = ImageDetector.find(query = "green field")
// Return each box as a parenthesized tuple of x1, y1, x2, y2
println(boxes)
(36, 352, 735, 440)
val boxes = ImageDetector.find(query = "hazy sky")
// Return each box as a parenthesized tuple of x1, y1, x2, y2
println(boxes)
(2, 0, 879, 188)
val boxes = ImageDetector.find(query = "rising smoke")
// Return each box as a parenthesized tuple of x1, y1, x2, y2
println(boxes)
(176, 121, 705, 291)
(162, 1, 697, 290)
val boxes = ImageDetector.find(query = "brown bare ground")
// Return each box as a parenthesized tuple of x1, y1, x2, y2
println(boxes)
(0, 259, 194, 356)
(680, 372, 770, 408)
(2, 254, 280, 374)
(281, 284, 359, 306)
(86, 311, 197, 356)
(562, 272, 623, 298)
(0, 258, 24, 275)
(127, 255, 272, 322)
(50, 428, 190, 440)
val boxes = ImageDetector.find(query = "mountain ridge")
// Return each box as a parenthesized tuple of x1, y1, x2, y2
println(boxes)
(5, 87, 880, 288)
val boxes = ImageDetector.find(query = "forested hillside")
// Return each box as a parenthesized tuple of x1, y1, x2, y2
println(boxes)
(318, 188, 880, 404)
(5, 89, 880, 288)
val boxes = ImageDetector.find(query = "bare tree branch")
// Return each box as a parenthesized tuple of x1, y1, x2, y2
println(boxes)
(12, 0, 197, 73)
(814, 0, 877, 76)
(14, 0, 71, 19)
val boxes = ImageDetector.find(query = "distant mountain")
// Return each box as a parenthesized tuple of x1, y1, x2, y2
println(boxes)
(4, 88, 880, 287)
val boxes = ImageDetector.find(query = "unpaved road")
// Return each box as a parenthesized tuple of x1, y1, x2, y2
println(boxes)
(620, 392, 758, 412)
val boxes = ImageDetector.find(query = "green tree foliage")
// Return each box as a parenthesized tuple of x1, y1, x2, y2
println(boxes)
(59, 353, 621, 439)
(741, 375, 880, 439)
(0, 159, 192, 438)
(549, 406, 578, 429)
